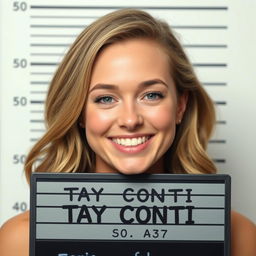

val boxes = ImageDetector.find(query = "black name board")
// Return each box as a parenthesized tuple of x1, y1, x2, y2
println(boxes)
(30, 173, 231, 256)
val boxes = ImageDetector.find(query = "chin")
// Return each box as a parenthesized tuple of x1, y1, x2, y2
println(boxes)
(114, 166, 149, 175)
(117, 166, 161, 175)
(110, 158, 163, 175)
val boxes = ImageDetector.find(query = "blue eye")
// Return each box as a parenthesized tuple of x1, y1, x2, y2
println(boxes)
(95, 96, 115, 104)
(144, 92, 164, 101)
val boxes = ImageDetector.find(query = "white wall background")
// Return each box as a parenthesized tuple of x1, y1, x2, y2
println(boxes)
(0, 0, 255, 225)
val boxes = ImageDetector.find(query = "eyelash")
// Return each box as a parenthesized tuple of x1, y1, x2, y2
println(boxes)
(142, 91, 164, 101)
(94, 95, 116, 104)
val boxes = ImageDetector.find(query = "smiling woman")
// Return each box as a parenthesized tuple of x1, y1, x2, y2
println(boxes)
(0, 8, 255, 256)
(24, 8, 217, 177)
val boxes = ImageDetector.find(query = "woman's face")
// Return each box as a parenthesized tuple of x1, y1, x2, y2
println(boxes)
(84, 38, 186, 174)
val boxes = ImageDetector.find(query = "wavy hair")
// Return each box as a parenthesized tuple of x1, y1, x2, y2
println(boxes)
(24, 8, 217, 181)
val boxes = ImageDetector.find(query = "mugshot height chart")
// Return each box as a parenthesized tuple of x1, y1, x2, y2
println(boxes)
(0, 0, 256, 225)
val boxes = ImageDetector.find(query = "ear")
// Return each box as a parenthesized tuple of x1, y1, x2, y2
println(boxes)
(78, 114, 85, 128)
(176, 92, 188, 124)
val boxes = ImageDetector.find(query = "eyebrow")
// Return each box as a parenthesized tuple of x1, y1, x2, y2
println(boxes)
(141, 79, 168, 88)
(89, 79, 169, 93)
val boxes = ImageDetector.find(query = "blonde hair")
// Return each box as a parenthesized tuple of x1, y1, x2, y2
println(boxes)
(24, 8, 216, 181)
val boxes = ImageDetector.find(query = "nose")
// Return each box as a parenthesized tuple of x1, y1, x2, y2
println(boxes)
(117, 102, 143, 131)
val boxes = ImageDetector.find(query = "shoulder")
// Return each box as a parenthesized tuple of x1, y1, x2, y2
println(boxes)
(231, 211, 256, 256)
(0, 211, 29, 256)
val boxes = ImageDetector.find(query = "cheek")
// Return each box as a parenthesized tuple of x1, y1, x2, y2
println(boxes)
(85, 107, 113, 136)
(146, 103, 177, 131)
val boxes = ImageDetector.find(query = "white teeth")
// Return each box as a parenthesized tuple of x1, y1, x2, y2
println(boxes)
(125, 138, 131, 146)
(131, 138, 137, 146)
(112, 136, 150, 146)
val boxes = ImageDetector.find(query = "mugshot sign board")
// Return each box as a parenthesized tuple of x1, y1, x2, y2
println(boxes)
(30, 173, 231, 256)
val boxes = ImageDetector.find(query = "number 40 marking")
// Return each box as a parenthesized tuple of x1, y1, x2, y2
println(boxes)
(12, 202, 28, 212)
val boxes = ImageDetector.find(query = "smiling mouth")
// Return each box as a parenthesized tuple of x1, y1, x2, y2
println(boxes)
(111, 136, 152, 147)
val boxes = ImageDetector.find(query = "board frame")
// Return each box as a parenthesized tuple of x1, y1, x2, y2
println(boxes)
(30, 173, 231, 256)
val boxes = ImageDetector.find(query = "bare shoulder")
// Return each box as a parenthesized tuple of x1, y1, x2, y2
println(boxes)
(0, 211, 29, 256)
(231, 211, 256, 256)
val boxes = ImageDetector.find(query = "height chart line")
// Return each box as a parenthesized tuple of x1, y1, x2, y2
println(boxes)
(30, 5, 228, 11)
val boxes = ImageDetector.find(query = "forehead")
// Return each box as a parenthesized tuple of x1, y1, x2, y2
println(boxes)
(90, 38, 172, 87)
